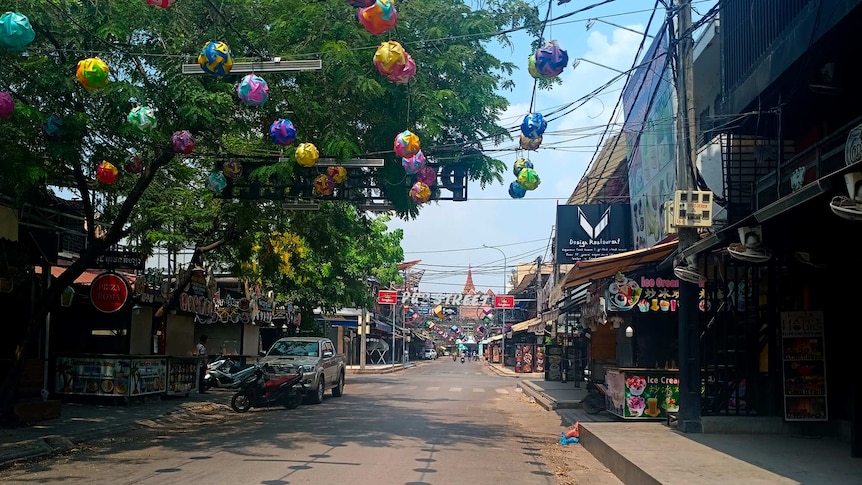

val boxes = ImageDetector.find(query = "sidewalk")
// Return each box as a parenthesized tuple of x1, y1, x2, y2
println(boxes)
(485, 361, 862, 484)
(345, 361, 420, 374)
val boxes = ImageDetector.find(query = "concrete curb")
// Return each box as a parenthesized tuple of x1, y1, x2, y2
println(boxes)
(346, 363, 417, 375)
(518, 381, 557, 411)
(578, 424, 662, 485)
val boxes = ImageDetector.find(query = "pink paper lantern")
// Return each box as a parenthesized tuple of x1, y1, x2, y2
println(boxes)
(145, 0, 176, 8)
(415, 165, 437, 186)
(401, 150, 426, 175)
(96, 161, 119, 185)
(0, 92, 13, 118)
(171, 130, 195, 154)
(387, 53, 416, 84)
(394, 130, 420, 158)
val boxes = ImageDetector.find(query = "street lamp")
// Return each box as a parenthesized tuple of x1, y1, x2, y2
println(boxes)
(585, 18, 653, 38)
(571, 57, 627, 74)
(482, 244, 507, 367)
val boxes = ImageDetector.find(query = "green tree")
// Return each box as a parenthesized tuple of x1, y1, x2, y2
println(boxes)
(0, 0, 542, 416)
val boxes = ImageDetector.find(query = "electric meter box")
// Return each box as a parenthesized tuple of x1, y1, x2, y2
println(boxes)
(673, 190, 713, 228)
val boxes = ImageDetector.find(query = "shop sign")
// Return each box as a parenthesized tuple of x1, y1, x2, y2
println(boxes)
(55, 356, 166, 396)
(845, 122, 862, 166)
(781, 311, 827, 421)
(90, 272, 130, 313)
(180, 292, 216, 317)
(400, 291, 493, 306)
(556, 204, 633, 263)
(94, 250, 146, 271)
(378, 290, 398, 304)
(494, 295, 514, 309)
(605, 369, 679, 420)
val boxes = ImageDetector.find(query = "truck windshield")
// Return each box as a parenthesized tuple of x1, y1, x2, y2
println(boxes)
(268, 341, 319, 357)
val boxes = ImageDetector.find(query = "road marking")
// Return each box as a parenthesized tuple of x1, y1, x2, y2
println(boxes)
(379, 385, 393, 390)
(473, 388, 485, 393)
(449, 387, 461, 392)
(496, 388, 509, 394)
(427, 387, 439, 391)
(402, 386, 417, 390)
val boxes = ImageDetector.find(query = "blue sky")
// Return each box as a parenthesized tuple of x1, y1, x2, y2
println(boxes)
(388, 0, 689, 294)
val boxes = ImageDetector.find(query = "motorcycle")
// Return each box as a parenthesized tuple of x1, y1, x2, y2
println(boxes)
(204, 358, 255, 390)
(460, 356, 465, 363)
(230, 364, 305, 413)
(580, 371, 608, 415)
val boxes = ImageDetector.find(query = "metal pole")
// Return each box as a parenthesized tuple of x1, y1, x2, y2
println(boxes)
(483, 244, 507, 366)
(391, 302, 396, 368)
(672, 0, 702, 434)
(359, 307, 367, 371)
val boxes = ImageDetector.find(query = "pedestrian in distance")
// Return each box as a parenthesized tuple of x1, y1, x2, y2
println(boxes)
(197, 335, 209, 394)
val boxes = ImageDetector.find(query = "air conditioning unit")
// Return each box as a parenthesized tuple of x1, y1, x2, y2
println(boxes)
(663, 200, 677, 234)
(673, 190, 714, 228)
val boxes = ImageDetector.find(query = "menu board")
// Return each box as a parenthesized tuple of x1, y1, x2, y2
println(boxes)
(605, 369, 680, 419)
(167, 357, 199, 395)
(56, 356, 132, 397)
(129, 357, 167, 396)
(781, 311, 827, 421)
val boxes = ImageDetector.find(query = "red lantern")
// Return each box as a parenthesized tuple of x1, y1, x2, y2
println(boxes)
(96, 161, 119, 184)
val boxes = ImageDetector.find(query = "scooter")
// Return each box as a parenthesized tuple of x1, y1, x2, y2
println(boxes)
(230, 364, 305, 413)
(460, 356, 465, 363)
(204, 358, 256, 390)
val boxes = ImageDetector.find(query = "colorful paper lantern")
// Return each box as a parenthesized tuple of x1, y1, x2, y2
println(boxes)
(512, 158, 534, 177)
(508, 181, 526, 199)
(519, 135, 542, 151)
(517, 168, 541, 190)
(270, 119, 297, 146)
(170, 130, 195, 154)
(415, 165, 437, 186)
(401, 150, 426, 175)
(394, 130, 420, 158)
(327, 166, 347, 184)
(387, 53, 416, 84)
(127, 106, 157, 131)
(237, 74, 269, 106)
(347, 0, 376, 6)
(295, 142, 319, 166)
(0, 12, 35, 52)
(527, 54, 544, 79)
(534, 40, 568, 78)
(409, 181, 431, 204)
(145, 0, 176, 7)
(521, 112, 547, 138)
(96, 161, 119, 185)
(0, 91, 13, 118)
(75, 58, 110, 90)
(222, 160, 243, 179)
(358, 0, 397, 35)
(42, 115, 62, 139)
(206, 171, 227, 193)
(314, 174, 335, 196)
(373, 41, 406, 74)
(198, 41, 234, 77)
(124, 154, 143, 174)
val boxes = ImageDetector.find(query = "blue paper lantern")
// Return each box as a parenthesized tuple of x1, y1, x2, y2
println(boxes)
(508, 181, 526, 199)
(521, 113, 547, 138)
(198, 41, 234, 76)
(0, 12, 36, 52)
(535, 40, 569, 78)
(270, 119, 297, 146)
(42, 115, 63, 139)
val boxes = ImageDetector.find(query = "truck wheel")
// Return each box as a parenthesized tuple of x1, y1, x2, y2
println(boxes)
(331, 371, 345, 397)
(308, 376, 325, 404)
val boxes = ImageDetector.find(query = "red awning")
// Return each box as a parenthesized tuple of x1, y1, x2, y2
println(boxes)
(35, 266, 136, 285)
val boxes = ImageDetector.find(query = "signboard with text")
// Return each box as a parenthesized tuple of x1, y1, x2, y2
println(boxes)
(556, 204, 633, 264)
(377, 290, 398, 305)
(90, 272, 130, 313)
(494, 295, 514, 309)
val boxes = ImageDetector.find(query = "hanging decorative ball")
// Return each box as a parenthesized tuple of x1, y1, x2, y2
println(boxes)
(327, 166, 348, 184)
(512, 158, 534, 177)
(237, 74, 269, 107)
(198, 41, 234, 77)
(314, 174, 336, 196)
(373, 41, 406, 74)
(96, 161, 119, 185)
(75, 57, 110, 90)
(527, 54, 544, 79)
(409, 181, 431, 204)
(508, 181, 527, 199)
(358, 0, 398, 35)
(222, 160, 243, 179)
(127, 106, 157, 131)
(42, 115, 62, 139)
(415, 165, 437, 186)
(270, 119, 297, 146)
(534, 40, 569, 78)
(0, 12, 36, 52)
(0, 91, 13, 119)
(517, 167, 541, 190)
(206, 171, 228, 193)
(394, 130, 420, 158)
(347, 0, 376, 7)
(144, 0, 176, 8)
(521, 112, 547, 138)
(387, 53, 416, 84)
(295, 142, 319, 166)
(171, 130, 195, 154)
(401, 150, 426, 175)
(519, 134, 542, 151)
(124, 154, 143, 174)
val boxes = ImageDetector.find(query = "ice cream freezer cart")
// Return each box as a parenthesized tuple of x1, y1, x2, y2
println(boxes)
(605, 367, 680, 420)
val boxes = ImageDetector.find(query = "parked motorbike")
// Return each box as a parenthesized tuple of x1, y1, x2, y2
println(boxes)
(460, 356, 465, 363)
(230, 364, 305, 413)
(581, 371, 608, 415)
(204, 358, 255, 390)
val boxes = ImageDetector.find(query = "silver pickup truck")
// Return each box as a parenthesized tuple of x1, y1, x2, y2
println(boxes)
(260, 337, 346, 404)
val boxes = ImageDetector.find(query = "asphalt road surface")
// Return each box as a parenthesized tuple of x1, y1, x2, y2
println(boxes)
(0, 360, 619, 484)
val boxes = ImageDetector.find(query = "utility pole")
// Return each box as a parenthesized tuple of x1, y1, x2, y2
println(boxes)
(359, 307, 367, 371)
(672, 0, 702, 434)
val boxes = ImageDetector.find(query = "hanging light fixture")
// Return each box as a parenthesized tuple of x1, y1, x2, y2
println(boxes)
(625, 326, 634, 338)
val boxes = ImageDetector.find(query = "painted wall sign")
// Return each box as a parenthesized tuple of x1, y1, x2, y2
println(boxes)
(90, 272, 130, 313)
(556, 204, 633, 263)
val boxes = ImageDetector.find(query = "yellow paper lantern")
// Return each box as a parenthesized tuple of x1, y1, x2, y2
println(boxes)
(295, 143, 319, 167)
